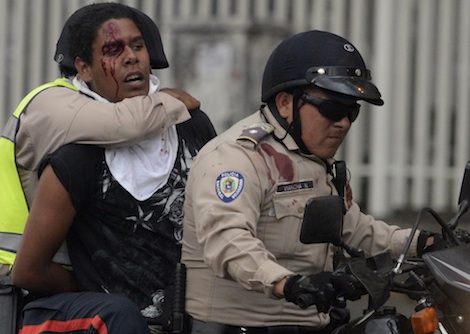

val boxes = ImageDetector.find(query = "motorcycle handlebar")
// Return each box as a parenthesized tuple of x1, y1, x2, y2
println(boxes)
(296, 293, 315, 309)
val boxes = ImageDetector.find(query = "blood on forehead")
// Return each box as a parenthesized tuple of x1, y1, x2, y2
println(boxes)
(100, 22, 125, 56)
(103, 21, 121, 41)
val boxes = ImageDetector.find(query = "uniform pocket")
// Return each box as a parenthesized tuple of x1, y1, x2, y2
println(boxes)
(261, 189, 316, 255)
(272, 187, 316, 220)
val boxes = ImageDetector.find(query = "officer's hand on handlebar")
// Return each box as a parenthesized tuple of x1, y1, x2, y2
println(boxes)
(418, 230, 446, 256)
(283, 272, 336, 313)
(330, 268, 366, 302)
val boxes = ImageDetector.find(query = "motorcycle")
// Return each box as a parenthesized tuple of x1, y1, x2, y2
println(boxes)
(299, 162, 470, 334)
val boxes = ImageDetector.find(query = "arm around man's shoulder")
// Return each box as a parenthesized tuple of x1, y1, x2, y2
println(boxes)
(33, 87, 191, 146)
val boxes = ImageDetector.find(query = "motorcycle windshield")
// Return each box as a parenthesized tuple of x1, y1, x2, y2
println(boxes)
(422, 246, 470, 293)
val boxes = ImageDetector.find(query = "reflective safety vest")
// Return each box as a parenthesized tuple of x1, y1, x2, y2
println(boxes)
(0, 78, 77, 268)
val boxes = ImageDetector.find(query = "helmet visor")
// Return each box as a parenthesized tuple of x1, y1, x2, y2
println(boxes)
(306, 67, 384, 106)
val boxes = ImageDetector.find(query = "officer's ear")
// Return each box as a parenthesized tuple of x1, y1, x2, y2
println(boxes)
(74, 57, 93, 83)
(275, 91, 294, 122)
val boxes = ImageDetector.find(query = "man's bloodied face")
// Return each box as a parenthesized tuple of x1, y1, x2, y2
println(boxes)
(78, 18, 151, 102)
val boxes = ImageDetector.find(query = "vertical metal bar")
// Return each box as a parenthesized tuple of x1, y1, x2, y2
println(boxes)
(254, 0, 269, 21)
(432, 0, 455, 209)
(311, 0, 328, 30)
(233, 0, 250, 25)
(292, 0, 307, 33)
(234, 0, 250, 24)
(198, 0, 212, 18)
(45, 0, 67, 81)
(453, 0, 470, 205)
(368, 0, 395, 217)
(180, 0, 193, 19)
(273, 0, 289, 24)
(10, 0, 27, 117)
(330, 0, 347, 36)
(390, 0, 413, 210)
(141, 0, 172, 86)
(0, 0, 9, 128)
(218, 0, 231, 19)
(28, 2, 43, 91)
(411, 0, 434, 209)
(342, 0, 368, 203)
(140, 0, 158, 19)
(156, 0, 175, 87)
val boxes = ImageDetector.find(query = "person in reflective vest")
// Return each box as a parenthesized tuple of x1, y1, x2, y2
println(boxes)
(0, 79, 76, 273)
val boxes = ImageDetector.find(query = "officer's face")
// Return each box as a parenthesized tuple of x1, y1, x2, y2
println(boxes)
(298, 88, 352, 159)
(76, 18, 151, 102)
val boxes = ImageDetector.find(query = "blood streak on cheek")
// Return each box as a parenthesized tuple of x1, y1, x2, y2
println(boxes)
(100, 58, 107, 76)
(100, 54, 121, 99)
(100, 23, 123, 98)
(260, 143, 294, 181)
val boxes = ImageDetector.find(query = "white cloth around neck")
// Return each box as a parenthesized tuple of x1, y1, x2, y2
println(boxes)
(73, 75, 178, 201)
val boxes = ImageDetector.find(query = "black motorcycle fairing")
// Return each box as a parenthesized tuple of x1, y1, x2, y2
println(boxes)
(422, 246, 470, 294)
(422, 246, 470, 332)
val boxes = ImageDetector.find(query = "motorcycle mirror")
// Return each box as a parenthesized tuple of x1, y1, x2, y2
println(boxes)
(300, 196, 343, 246)
(448, 161, 470, 230)
(457, 161, 470, 210)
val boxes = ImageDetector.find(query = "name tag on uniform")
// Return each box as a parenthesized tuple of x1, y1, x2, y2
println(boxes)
(276, 181, 314, 193)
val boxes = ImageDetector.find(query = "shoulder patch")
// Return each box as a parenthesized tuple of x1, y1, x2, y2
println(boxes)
(216, 171, 244, 202)
(237, 122, 275, 145)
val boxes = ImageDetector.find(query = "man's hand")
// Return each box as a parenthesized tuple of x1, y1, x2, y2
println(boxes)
(160, 87, 201, 110)
(330, 266, 366, 302)
(417, 230, 446, 256)
(283, 272, 336, 312)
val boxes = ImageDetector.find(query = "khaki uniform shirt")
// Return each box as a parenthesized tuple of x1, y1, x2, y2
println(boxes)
(181, 105, 418, 328)
(15, 85, 190, 207)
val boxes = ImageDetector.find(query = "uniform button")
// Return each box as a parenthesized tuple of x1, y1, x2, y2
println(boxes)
(298, 206, 304, 213)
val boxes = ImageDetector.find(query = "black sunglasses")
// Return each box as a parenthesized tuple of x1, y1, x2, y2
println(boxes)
(299, 94, 361, 123)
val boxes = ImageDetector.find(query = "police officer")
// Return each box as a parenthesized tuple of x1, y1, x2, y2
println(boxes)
(182, 30, 426, 333)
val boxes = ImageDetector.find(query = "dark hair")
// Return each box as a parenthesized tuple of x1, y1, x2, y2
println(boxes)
(59, 64, 77, 78)
(67, 3, 145, 69)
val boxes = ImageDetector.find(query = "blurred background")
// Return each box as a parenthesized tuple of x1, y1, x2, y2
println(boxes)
(1, 0, 470, 223)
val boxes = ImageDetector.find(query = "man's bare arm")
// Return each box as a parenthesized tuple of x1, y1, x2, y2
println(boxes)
(12, 165, 78, 294)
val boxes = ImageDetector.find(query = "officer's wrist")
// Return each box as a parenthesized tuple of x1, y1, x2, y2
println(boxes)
(273, 277, 288, 299)
(417, 230, 436, 256)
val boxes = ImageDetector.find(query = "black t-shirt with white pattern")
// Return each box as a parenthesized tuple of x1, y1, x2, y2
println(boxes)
(40, 109, 216, 322)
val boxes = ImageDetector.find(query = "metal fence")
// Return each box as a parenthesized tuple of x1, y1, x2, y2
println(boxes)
(1, 0, 469, 218)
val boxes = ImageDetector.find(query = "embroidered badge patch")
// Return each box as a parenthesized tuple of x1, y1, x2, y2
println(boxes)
(216, 171, 244, 202)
